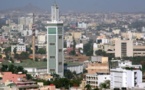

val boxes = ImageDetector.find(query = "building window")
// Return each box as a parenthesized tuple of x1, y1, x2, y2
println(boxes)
(58, 36, 62, 39)
(50, 43, 55, 45)
(59, 49, 62, 52)
(48, 28, 56, 34)
(50, 56, 55, 58)
(50, 69, 55, 72)
(59, 62, 62, 65)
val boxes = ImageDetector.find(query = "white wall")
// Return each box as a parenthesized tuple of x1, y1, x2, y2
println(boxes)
(98, 75, 110, 86)
(67, 65, 83, 74)
(110, 68, 142, 89)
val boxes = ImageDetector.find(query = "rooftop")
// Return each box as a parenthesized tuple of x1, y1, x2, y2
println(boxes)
(0, 60, 47, 68)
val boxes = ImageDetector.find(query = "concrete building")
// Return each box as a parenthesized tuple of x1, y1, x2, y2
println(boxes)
(115, 39, 133, 57)
(86, 73, 110, 88)
(46, 4, 64, 77)
(11, 44, 26, 54)
(85, 58, 110, 88)
(18, 17, 33, 27)
(37, 32, 46, 48)
(24, 67, 47, 77)
(18, 38, 24, 44)
(65, 63, 83, 74)
(110, 61, 142, 89)
(77, 22, 88, 29)
(1, 72, 26, 83)
(133, 45, 145, 56)
(21, 29, 38, 36)
(115, 39, 145, 57)
(91, 56, 108, 63)
(70, 31, 82, 40)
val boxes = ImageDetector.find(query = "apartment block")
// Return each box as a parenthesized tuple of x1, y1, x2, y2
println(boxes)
(85, 58, 110, 88)
(115, 39, 145, 57)
(110, 61, 142, 89)
(115, 39, 133, 57)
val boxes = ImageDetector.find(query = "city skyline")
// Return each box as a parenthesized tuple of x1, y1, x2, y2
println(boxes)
(1, 0, 145, 12)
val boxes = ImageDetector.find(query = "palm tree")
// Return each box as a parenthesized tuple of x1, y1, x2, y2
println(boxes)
(85, 84, 91, 90)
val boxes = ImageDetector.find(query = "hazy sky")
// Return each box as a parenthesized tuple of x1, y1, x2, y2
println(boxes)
(1, 0, 145, 12)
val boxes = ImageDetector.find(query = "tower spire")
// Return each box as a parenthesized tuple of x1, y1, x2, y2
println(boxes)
(51, 2, 59, 22)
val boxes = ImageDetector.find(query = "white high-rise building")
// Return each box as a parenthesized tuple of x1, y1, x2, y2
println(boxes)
(110, 61, 142, 89)
(46, 4, 64, 77)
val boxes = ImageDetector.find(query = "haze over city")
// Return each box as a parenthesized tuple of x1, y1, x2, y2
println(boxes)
(1, 0, 145, 12)
(1, 0, 145, 90)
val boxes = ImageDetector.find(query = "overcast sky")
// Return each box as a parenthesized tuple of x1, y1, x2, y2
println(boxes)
(0, 0, 145, 12)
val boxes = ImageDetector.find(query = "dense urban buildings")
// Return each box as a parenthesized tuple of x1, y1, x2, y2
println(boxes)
(0, 1, 145, 90)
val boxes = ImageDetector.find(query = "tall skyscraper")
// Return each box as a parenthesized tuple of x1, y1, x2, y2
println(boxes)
(46, 4, 64, 77)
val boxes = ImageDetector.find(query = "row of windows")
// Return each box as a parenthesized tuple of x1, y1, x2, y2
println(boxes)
(133, 49, 145, 51)
(134, 53, 145, 54)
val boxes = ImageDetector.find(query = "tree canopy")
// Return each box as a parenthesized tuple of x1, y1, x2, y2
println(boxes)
(0, 64, 32, 80)
(83, 40, 93, 56)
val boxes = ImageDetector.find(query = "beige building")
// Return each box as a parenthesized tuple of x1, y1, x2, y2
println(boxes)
(71, 31, 82, 40)
(85, 59, 110, 88)
(115, 39, 133, 57)
(133, 45, 145, 56)
(86, 63, 109, 74)
(121, 32, 144, 39)
(115, 39, 145, 57)
(37, 32, 46, 48)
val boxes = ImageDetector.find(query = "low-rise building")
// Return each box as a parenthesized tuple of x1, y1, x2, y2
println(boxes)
(86, 73, 110, 88)
(24, 67, 47, 77)
(85, 57, 110, 88)
(65, 63, 84, 74)
(11, 44, 26, 54)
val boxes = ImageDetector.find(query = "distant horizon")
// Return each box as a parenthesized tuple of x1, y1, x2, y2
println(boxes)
(0, 0, 145, 13)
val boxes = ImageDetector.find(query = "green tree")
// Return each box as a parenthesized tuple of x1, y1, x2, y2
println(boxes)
(99, 80, 110, 89)
(19, 52, 29, 60)
(37, 48, 46, 54)
(83, 40, 93, 56)
(95, 50, 107, 56)
(13, 47, 17, 55)
(26, 74, 32, 80)
(0, 55, 2, 59)
(26, 46, 32, 54)
(70, 79, 81, 87)
(94, 86, 100, 90)
(85, 84, 92, 90)
(69, 37, 76, 55)
(64, 41, 67, 48)
(105, 80, 110, 89)
(99, 83, 107, 89)
(14, 54, 19, 59)
(95, 50, 114, 60)
(64, 69, 74, 79)
(1, 64, 32, 79)
(3, 47, 11, 59)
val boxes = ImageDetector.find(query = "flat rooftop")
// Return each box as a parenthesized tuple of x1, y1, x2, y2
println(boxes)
(0, 60, 47, 68)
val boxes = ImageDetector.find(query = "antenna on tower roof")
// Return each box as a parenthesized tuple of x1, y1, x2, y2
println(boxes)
(51, 0, 59, 22)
